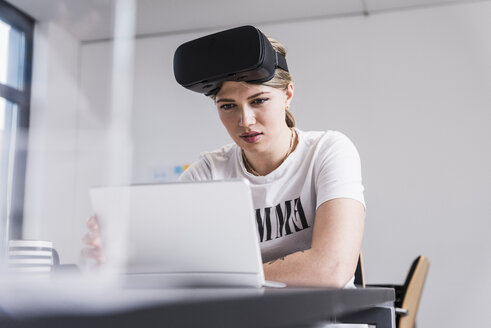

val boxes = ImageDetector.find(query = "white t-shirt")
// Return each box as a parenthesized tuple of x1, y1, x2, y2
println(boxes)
(179, 129, 365, 264)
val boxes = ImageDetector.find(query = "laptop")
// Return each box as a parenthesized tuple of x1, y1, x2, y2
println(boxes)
(89, 179, 285, 288)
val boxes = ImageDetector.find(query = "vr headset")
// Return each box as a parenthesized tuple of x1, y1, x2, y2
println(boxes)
(173, 25, 289, 95)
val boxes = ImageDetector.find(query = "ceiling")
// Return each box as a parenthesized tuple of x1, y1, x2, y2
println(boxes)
(5, 0, 488, 42)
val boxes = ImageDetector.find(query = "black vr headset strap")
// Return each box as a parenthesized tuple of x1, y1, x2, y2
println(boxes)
(275, 52, 289, 72)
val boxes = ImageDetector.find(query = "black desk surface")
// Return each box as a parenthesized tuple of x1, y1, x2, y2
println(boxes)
(0, 285, 394, 328)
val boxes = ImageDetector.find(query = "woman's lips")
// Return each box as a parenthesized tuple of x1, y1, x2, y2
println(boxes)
(240, 132, 263, 143)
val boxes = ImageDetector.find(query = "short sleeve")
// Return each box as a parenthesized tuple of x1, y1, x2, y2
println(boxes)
(178, 157, 213, 182)
(314, 132, 365, 209)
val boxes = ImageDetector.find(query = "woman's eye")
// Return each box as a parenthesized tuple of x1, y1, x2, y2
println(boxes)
(220, 103, 236, 110)
(251, 98, 269, 105)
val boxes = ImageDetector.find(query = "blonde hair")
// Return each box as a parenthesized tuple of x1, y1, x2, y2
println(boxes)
(209, 36, 296, 128)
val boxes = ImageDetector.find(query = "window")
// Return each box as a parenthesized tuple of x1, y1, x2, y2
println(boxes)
(0, 0, 34, 257)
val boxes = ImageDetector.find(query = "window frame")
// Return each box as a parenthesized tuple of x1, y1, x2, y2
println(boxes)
(0, 0, 34, 241)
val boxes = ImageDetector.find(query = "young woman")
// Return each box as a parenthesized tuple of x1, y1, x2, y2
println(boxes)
(83, 32, 365, 288)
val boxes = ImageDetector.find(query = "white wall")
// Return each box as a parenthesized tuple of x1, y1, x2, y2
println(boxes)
(264, 5, 491, 327)
(24, 1, 491, 327)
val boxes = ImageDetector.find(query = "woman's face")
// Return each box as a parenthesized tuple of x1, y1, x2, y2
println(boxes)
(215, 81, 293, 155)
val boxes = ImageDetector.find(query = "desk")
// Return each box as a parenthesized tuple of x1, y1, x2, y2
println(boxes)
(0, 285, 394, 328)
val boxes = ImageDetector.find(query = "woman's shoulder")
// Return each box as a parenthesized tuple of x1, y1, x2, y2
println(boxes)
(199, 143, 238, 162)
(298, 129, 354, 147)
(179, 143, 238, 182)
(297, 129, 361, 162)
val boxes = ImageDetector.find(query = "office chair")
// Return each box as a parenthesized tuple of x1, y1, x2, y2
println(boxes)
(354, 253, 365, 288)
(367, 255, 430, 328)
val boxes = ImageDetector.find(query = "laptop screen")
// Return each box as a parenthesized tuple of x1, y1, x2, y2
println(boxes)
(90, 179, 266, 287)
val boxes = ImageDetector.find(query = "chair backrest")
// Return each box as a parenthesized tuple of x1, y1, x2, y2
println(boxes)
(398, 255, 430, 328)
(354, 253, 365, 288)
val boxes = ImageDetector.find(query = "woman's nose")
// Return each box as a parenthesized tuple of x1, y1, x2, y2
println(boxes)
(239, 106, 256, 127)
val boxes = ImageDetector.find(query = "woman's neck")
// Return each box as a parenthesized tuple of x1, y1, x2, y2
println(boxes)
(243, 127, 297, 176)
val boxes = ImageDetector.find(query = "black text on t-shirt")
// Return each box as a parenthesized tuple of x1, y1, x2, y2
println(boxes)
(255, 197, 310, 242)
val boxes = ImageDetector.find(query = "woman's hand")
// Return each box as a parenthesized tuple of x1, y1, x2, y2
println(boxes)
(81, 215, 105, 265)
